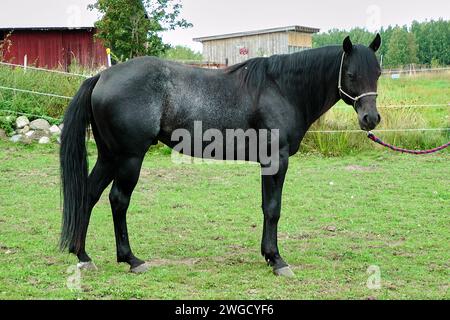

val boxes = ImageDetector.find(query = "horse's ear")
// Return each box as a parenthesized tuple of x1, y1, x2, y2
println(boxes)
(343, 36, 353, 54)
(369, 33, 382, 52)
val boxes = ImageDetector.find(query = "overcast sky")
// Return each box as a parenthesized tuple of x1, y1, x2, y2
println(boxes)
(162, 0, 450, 51)
(1, 0, 448, 52)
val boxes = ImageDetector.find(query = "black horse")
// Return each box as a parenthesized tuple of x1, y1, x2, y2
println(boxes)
(60, 35, 382, 276)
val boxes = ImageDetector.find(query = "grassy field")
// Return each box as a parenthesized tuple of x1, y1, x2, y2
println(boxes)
(0, 141, 448, 300)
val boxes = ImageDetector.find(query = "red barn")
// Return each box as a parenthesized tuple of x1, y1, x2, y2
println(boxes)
(0, 0, 107, 70)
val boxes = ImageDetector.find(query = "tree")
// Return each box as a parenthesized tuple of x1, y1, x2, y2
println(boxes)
(312, 20, 450, 67)
(412, 19, 450, 66)
(90, 0, 192, 60)
(163, 45, 202, 61)
(384, 26, 418, 67)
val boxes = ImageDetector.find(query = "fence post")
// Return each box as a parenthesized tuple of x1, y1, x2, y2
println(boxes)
(106, 48, 112, 67)
(23, 54, 27, 73)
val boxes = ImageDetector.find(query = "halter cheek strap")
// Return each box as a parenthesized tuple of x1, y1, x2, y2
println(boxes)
(338, 52, 378, 109)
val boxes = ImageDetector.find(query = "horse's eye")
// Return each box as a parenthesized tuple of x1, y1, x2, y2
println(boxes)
(347, 72, 355, 81)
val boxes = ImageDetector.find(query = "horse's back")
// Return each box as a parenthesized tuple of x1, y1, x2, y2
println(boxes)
(90, 56, 254, 153)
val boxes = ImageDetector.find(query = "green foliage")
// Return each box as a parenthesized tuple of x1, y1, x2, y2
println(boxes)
(0, 115, 15, 135)
(313, 19, 450, 68)
(0, 65, 85, 123)
(163, 45, 202, 61)
(411, 19, 450, 66)
(384, 27, 418, 67)
(313, 27, 375, 49)
(90, 0, 192, 60)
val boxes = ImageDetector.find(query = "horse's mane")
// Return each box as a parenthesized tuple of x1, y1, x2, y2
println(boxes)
(226, 46, 341, 91)
(225, 46, 344, 110)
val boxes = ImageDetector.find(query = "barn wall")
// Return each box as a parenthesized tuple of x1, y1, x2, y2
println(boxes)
(2, 29, 107, 70)
(202, 32, 289, 66)
(201, 31, 315, 66)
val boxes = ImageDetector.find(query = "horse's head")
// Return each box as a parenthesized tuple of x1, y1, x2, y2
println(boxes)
(339, 34, 382, 131)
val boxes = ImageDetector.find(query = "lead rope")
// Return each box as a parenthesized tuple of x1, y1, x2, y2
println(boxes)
(367, 132, 450, 154)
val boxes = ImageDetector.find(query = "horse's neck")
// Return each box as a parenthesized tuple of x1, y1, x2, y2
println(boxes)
(277, 47, 342, 127)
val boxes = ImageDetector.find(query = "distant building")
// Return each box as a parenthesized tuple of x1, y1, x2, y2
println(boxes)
(0, 0, 107, 70)
(194, 25, 320, 66)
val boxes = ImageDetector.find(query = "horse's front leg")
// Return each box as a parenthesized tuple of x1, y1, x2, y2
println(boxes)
(260, 148, 294, 277)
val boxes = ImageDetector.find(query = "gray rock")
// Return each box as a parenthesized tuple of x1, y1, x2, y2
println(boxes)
(28, 130, 50, 141)
(30, 119, 50, 131)
(38, 136, 50, 144)
(0, 129, 6, 139)
(16, 116, 30, 129)
(49, 125, 61, 135)
(10, 134, 32, 144)
(16, 126, 30, 134)
(10, 134, 23, 143)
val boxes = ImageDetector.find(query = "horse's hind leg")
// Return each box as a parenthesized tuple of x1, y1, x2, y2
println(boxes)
(109, 154, 148, 273)
(75, 156, 114, 269)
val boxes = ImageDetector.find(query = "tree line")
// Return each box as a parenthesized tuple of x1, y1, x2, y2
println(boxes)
(313, 19, 450, 68)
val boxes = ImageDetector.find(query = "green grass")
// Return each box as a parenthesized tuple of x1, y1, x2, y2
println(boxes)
(0, 141, 448, 300)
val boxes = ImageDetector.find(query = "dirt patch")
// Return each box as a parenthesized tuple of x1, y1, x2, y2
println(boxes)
(0, 245, 18, 254)
(147, 257, 201, 267)
(140, 167, 198, 182)
(278, 232, 314, 240)
(345, 165, 378, 172)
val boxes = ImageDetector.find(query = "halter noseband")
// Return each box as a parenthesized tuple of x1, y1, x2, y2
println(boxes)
(338, 52, 378, 110)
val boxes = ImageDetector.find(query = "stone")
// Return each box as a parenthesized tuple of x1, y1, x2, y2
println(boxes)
(49, 125, 61, 135)
(10, 134, 31, 144)
(16, 126, 30, 134)
(10, 135, 22, 143)
(27, 130, 50, 141)
(15, 116, 30, 129)
(0, 129, 6, 139)
(30, 119, 50, 131)
(38, 136, 50, 144)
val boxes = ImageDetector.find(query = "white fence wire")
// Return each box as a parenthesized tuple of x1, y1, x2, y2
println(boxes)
(0, 61, 90, 78)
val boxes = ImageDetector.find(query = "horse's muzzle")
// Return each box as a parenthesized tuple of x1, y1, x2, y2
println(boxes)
(359, 111, 381, 131)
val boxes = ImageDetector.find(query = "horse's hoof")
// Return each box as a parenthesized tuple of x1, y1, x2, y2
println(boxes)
(77, 261, 98, 271)
(130, 262, 150, 274)
(273, 266, 295, 277)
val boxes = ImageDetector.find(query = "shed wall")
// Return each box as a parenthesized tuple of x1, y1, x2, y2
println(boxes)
(201, 31, 314, 66)
(202, 32, 289, 66)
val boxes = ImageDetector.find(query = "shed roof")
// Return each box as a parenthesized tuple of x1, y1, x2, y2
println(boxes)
(0, 0, 99, 30)
(193, 25, 320, 42)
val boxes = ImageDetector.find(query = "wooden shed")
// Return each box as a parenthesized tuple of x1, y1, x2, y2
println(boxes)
(194, 25, 320, 66)
(0, 0, 107, 70)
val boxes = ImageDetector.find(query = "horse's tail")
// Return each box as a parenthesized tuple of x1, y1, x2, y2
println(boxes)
(59, 74, 100, 253)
